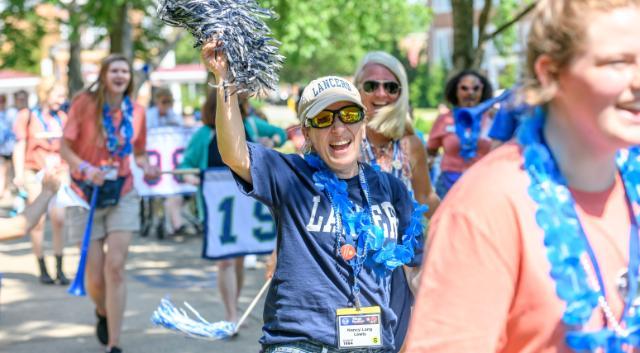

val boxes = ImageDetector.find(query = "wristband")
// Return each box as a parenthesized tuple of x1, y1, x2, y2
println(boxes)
(78, 161, 92, 176)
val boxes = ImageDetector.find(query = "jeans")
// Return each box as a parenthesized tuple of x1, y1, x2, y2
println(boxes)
(263, 340, 391, 353)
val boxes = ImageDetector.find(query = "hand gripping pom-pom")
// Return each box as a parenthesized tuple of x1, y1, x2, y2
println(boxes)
(157, 0, 285, 96)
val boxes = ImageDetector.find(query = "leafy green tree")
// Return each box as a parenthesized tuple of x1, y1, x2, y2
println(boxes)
(260, 0, 430, 83)
(0, 1, 45, 73)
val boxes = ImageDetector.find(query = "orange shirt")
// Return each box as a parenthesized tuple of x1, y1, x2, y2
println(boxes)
(64, 92, 146, 197)
(427, 111, 492, 173)
(406, 143, 635, 353)
(13, 108, 67, 171)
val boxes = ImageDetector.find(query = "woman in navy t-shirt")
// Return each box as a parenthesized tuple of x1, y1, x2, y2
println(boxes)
(202, 43, 424, 353)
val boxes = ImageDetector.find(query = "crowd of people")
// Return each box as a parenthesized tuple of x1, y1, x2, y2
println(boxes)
(2, 0, 640, 352)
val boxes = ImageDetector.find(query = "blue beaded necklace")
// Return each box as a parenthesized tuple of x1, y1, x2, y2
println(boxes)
(304, 153, 426, 308)
(102, 96, 134, 158)
(518, 107, 640, 352)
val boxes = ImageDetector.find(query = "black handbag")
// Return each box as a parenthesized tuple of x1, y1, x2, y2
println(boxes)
(73, 177, 126, 209)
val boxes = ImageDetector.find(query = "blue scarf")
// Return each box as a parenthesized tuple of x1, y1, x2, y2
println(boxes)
(518, 107, 640, 352)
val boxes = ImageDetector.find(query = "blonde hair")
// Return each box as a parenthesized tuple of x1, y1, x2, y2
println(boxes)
(524, 0, 640, 105)
(36, 79, 65, 106)
(354, 51, 410, 140)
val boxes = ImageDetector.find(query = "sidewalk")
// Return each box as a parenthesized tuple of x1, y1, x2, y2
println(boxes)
(0, 232, 267, 353)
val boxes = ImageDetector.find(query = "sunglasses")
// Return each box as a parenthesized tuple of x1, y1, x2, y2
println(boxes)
(459, 85, 482, 93)
(361, 80, 401, 95)
(305, 105, 365, 129)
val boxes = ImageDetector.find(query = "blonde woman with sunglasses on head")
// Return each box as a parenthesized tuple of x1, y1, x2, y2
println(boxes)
(354, 52, 439, 353)
(202, 42, 425, 353)
(426, 69, 494, 199)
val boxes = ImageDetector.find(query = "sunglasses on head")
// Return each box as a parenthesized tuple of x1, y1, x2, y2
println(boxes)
(361, 80, 401, 95)
(305, 105, 365, 129)
(459, 84, 482, 93)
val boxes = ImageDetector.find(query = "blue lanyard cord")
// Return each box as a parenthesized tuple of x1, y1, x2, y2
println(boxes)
(327, 165, 371, 308)
(539, 130, 640, 326)
(34, 108, 62, 132)
(364, 138, 402, 179)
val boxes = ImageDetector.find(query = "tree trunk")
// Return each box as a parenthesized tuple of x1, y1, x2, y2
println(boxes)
(451, 0, 475, 72)
(67, 2, 84, 97)
(472, 0, 493, 68)
(109, 2, 133, 61)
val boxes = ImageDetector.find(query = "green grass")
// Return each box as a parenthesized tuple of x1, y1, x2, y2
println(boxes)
(413, 108, 438, 134)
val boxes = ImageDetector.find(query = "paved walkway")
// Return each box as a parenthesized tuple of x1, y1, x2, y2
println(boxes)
(0, 232, 267, 353)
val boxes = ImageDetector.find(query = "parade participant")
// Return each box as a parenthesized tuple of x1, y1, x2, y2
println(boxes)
(146, 87, 190, 236)
(354, 51, 438, 352)
(180, 89, 246, 323)
(406, 1, 640, 352)
(426, 70, 494, 198)
(0, 171, 60, 241)
(239, 95, 287, 148)
(203, 42, 424, 353)
(0, 94, 15, 203)
(146, 87, 183, 129)
(13, 82, 69, 285)
(60, 53, 160, 353)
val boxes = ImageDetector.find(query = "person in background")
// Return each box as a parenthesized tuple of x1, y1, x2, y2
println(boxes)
(354, 51, 438, 353)
(180, 89, 246, 323)
(239, 96, 287, 148)
(13, 90, 29, 112)
(406, 1, 640, 352)
(426, 70, 494, 199)
(0, 94, 16, 203)
(13, 82, 69, 285)
(61, 53, 160, 353)
(146, 87, 191, 236)
(146, 87, 183, 129)
(0, 171, 60, 241)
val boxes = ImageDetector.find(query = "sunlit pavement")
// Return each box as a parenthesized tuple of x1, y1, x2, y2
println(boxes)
(0, 232, 267, 353)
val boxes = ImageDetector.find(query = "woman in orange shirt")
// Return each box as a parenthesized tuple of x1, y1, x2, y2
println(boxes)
(61, 54, 160, 353)
(426, 70, 494, 199)
(407, 1, 640, 352)
(13, 82, 68, 285)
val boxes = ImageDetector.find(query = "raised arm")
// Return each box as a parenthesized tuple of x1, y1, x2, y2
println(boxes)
(201, 42, 252, 184)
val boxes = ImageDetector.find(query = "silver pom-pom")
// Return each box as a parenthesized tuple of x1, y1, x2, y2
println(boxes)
(158, 0, 285, 96)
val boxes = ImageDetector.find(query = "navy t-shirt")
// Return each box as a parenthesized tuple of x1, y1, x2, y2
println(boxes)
(233, 143, 417, 351)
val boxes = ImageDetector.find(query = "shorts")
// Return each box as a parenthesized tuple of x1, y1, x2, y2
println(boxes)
(65, 191, 140, 243)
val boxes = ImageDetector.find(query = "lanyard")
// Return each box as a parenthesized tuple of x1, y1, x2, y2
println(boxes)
(34, 108, 62, 132)
(327, 165, 372, 309)
(579, 183, 639, 326)
(363, 138, 401, 179)
(540, 132, 640, 326)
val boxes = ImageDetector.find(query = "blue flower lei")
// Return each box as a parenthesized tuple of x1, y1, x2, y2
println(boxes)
(304, 153, 426, 304)
(518, 107, 640, 352)
(452, 107, 482, 161)
(102, 96, 134, 158)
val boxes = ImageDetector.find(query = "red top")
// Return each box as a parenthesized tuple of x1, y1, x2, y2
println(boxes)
(427, 111, 493, 173)
(14, 108, 68, 171)
(64, 92, 146, 198)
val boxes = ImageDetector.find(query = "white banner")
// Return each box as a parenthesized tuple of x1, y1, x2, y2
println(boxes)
(131, 126, 198, 197)
(202, 168, 276, 260)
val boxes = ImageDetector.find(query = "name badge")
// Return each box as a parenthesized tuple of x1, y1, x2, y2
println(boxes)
(445, 124, 456, 133)
(336, 306, 382, 349)
(102, 166, 118, 181)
